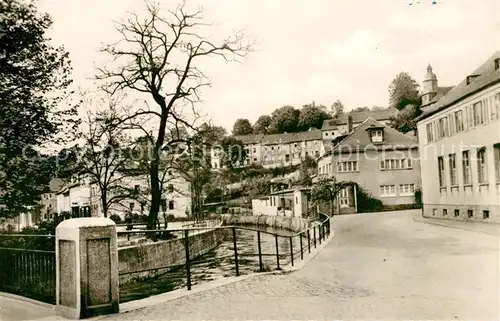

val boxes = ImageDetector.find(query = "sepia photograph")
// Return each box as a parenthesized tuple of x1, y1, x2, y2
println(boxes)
(0, 0, 499, 320)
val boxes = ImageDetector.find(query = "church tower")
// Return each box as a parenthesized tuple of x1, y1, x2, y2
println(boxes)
(421, 64, 438, 106)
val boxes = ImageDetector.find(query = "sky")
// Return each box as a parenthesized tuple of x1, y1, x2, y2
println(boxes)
(38, 0, 500, 132)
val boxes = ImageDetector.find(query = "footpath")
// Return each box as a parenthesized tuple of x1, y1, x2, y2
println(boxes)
(413, 214, 500, 236)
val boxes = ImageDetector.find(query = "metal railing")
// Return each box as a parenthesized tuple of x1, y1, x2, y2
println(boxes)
(117, 213, 332, 303)
(0, 234, 56, 304)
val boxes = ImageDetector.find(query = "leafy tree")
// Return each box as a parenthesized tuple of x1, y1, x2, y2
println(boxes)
(198, 122, 227, 144)
(96, 1, 251, 229)
(388, 104, 421, 134)
(232, 118, 253, 136)
(0, 0, 78, 218)
(268, 105, 300, 134)
(330, 99, 345, 118)
(388, 72, 420, 110)
(219, 136, 247, 169)
(298, 104, 330, 131)
(351, 106, 370, 112)
(253, 115, 272, 134)
(241, 175, 272, 199)
(310, 177, 347, 216)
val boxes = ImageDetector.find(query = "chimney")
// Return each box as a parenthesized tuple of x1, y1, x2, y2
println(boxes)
(347, 115, 353, 133)
(495, 58, 500, 71)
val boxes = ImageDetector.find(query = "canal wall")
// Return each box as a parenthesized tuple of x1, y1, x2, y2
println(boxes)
(221, 215, 312, 232)
(118, 228, 228, 284)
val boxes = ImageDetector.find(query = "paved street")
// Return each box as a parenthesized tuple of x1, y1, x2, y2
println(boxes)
(99, 210, 499, 320)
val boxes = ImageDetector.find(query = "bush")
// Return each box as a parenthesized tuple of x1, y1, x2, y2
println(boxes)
(355, 185, 383, 213)
(414, 188, 422, 208)
(109, 214, 122, 224)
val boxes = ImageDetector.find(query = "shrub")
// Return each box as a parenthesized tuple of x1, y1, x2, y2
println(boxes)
(109, 214, 122, 224)
(355, 185, 383, 213)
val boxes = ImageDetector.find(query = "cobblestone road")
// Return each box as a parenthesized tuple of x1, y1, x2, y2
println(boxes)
(103, 210, 499, 320)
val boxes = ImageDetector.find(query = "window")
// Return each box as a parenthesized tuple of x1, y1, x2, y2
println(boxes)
(483, 210, 490, 219)
(454, 110, 464, 132)
(438, 156, 446, 187)
(462, 150, 472, 185)
(370, 130, 383, 143)
(399, 184, 415, 196)
(167, 184, 174, 193)
(426, 123, 434, 143)
(285, 154, 290, 162)
(253, 148, 256, 153)
(492, 93, 500, 121)
(477, 148, 488, 184)
(482, 98, 490, 124)
(380, 158, 412, 170)
(214, 162, 218, 169)
(454, 209, 460, 217)
(380, 185, 396, 197)
(449, 154, 458, 186)
(468, 210, 474, 218)
(443, 209, 447, 216)
(168, 201, 174, 210)
(315, 151, 319, 157)
(438, 117, 448, 139)
(473, 101, 484, 125)
(494, 143, 500, 182)
(448, 114, 455, 135)
(433, 209, 437, 216)
(134, 185, 139, 193)
(337, 161, 358, 172)
(295, 196, 298, 204)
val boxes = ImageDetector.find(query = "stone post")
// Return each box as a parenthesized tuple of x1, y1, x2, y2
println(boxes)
(56, 218, 119, 319)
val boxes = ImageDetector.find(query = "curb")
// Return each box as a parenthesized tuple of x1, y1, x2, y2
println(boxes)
(413, 217, 499, 236)
(0, 292, 55, 311)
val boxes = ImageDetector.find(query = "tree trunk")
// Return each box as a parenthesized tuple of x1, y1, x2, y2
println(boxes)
(101, 189, 108, 218)
(148, 162, 161, 231)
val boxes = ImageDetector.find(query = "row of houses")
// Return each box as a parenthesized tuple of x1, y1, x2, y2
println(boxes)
(251, 51, 500, 224)
(211, 108, 398, 169)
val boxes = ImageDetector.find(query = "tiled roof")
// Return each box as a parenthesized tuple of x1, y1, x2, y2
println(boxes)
(331, 118, 418, 153)
(321, 108, 399, 130)
(418, 51, 500, 121)
(261, 129, 322, 145)
(233, 134, 265, 144)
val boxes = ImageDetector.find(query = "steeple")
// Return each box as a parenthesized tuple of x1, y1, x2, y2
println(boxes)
(422, 63, 438, 106)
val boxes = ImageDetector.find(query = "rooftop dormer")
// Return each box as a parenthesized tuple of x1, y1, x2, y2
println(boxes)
(365, 125, 385, 143)
(466, 74, 480, 85)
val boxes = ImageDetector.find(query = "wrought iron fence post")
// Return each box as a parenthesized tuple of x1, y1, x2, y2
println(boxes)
(232, 227, 239, 276)
(319, 225, 322, 245)
(289, 237, 294, 267)
(184, 229, 191, 290)
(299, 233, 303, 260)
(257, 231, 263, 272)
(275, 234, 280, 270)
(313, 226, 317, 248)
(307, 230, 311, 253)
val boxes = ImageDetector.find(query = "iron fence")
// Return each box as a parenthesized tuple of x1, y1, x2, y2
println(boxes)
(117, 214, 331, 303)
(0, 234, 56, 304)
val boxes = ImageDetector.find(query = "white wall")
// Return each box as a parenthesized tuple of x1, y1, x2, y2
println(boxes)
(417, 82, 500, 221)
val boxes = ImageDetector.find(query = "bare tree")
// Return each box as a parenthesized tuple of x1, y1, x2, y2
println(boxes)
(80, 96, 137, 218)
(96, 1, 252, 229)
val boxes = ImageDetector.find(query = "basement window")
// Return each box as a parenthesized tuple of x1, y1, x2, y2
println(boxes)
(443, 209, 447, 216)
(468, 210, 474, 218)
(454, 209, 460, 217)
(483, 210, 490, 219)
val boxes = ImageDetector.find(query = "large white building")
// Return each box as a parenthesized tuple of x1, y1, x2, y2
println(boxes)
(416, 51, 500, 223)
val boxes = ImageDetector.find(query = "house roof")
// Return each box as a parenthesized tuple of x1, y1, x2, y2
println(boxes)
(233, 134, 265, 144)
(261, 129, 322, 145)
(331, 118, 418, 153)
(417, 51, 500, 122)
(321, 108, 399, 130)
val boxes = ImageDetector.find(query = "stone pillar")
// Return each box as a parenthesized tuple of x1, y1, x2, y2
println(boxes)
(56, 218, 119, 319)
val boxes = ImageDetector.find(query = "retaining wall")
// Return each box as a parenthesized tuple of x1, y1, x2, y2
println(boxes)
(221, 215, 312, 232)
(118, 228, 228, 284)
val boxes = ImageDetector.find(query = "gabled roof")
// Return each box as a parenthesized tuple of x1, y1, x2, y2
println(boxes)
(418, 51, 500, 121)
(233, 134, 265, 144)
(331, 118, 418, 153)
(261, 129, 322, 145)
(321, 108, 399, 130)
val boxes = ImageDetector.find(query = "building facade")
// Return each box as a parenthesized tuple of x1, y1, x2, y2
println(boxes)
(417, 51, 500, 223)
(317, 118, 421, 213)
